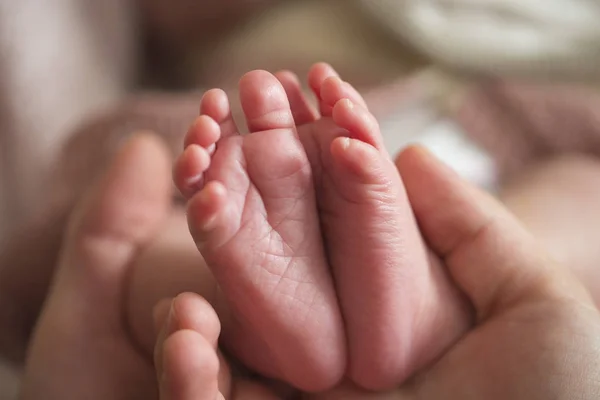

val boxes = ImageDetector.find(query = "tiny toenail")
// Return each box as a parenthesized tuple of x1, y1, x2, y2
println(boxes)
(165, 303, 177, 333)
(185, 174, 203, 186)
(198, 188, 212, 205)
(340, 137, 351, 149)
(207, 143, 216, 155)
(343, 98, 354, 109)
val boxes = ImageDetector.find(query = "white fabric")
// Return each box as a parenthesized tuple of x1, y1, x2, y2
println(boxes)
(378, 104, 498, 191)
(417, 120, 498, 191)
(359, 0, 600, 78)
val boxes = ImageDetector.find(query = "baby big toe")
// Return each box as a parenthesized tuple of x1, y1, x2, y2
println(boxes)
(275, 70, 318, 125)
(239, 70, 295, 132)
(332, 99, 385, 151)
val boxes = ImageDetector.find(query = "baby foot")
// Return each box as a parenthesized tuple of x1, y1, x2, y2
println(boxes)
(276, 64, 472, 389)
(173, 71, 346, 391)
(153, 294, 225, 400)
(154, 293, 281, 400)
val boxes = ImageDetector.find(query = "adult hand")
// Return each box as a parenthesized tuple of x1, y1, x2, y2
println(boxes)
(20, 134, 600, 400)
(149, 145, 600, 400)
(18, 133, 284, 400)
(20, 134, 173, 400)
(310, 146, 600, 399)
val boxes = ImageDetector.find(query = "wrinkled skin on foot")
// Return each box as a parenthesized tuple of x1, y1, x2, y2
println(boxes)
(4, 65, 470, 392)
(174, 64, 471, 391)
(175, 70, 346, 392)
(159, 148, 600, 400)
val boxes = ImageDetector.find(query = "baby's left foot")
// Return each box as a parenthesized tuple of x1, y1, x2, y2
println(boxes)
(173, 71, 345, 391)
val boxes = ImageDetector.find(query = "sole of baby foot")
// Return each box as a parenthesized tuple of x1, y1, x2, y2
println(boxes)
(298, 63, 472, 390)
(174, 70, 346, 392)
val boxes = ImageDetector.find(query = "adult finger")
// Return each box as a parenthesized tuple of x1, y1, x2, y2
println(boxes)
(396, 146, 593, 320)
(21, 133, 172, 400)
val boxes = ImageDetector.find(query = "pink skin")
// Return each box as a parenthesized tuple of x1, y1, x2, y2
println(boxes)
(154, 293, 281, 400)
(299, 64, 471, 388)
(174, 64, 471, 391)
(153, 295, 224, 400)
(176, 70, 346, 392)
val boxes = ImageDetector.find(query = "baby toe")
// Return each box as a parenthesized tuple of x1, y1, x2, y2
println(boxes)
(200, 89, 239, 138)
(173, 144, 211, 199)
(239, 70, 295, 132)
(186, 181, 230, 248)
(275, 70, 318, 125)
(184, 115, 221, 151)
(308, 62, 340, 116)
(321, 76, 368, 110)
(332, 99, 385, 151)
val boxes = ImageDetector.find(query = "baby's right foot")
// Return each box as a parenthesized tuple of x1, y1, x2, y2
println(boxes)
(277, 64, 472, 389)
(174, 71, 345, 391)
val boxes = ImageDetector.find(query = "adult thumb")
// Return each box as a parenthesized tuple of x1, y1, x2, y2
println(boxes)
(58, 132, 173, 328)
(396, 146, 592, 320)
(22, 133, 172, 400)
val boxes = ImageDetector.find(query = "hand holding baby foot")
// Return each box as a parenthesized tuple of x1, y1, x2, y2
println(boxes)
(21, 134, 173, 400)
(313, 147, 600, 400)
(174, 63, 471, 392)
(165, 146, 600, 400)
(297, 64, 471, 388)
(20, 126, 600, 400)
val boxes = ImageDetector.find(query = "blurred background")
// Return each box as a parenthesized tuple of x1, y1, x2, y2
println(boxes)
(3, 0, 600, 398)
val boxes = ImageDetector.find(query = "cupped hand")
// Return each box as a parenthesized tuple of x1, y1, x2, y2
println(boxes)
(19, 134, 287, 400)
(20, 134, 172, 399)
(20, 134, 600, 400)
(309, 146, 600, 399)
